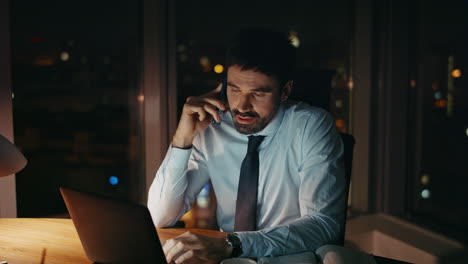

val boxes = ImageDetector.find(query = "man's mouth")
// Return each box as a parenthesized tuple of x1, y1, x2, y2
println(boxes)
(235, 115, 256, 124)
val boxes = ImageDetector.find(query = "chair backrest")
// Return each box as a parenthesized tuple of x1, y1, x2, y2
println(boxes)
(290, 68, 334, 111)
(338, 133, 355, 245)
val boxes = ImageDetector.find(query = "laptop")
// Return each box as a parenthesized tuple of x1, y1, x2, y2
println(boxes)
(60, 187, 168, 264)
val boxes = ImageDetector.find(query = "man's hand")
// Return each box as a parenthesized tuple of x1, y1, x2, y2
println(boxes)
(163, 231, 232, 264)
(172, 84, 228, 149)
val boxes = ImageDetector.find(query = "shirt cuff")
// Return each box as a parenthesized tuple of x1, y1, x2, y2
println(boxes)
(165, 145, 192, 169)
(235, 231, 265, 257)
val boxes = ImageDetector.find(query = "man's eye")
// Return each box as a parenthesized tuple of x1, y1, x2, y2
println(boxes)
(230, 88, 240, 93)
(253, 92, 265, 97)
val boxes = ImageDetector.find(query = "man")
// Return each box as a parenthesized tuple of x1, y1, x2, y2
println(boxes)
(148, 29, 346, 264)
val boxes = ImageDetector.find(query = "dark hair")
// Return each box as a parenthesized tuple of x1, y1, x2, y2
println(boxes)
(225, 29, 296, 86)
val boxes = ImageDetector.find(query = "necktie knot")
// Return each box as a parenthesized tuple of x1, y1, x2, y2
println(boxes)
(247, 136, 265, 153)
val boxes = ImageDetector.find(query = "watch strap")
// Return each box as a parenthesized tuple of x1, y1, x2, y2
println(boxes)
(226, 233, 243, 257)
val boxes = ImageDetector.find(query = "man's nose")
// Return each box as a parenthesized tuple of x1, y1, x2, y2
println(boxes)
(236, 94, 253, 112)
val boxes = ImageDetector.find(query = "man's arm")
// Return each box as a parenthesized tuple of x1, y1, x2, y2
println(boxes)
(237, 112, 346, 257)
(147, 85, 228, 227)
(147, 141, 210, 227)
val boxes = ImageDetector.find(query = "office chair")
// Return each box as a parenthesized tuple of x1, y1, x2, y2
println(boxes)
(338, 133, 355, 246)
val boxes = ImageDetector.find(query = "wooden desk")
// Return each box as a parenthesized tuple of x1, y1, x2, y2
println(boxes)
(0, 218, 225, 264)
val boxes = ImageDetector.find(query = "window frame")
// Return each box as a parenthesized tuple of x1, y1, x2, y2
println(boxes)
(142, 0, 177, 204)
(352, 0, 410, 216)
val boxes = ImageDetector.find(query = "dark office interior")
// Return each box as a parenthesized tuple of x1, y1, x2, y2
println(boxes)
(0, 0, 467, 263)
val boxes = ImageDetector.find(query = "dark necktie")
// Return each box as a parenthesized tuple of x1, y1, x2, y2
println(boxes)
(234, 135, 265, 231)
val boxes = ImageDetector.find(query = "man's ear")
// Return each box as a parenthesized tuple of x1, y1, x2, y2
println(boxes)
(281, 80, 293, 101)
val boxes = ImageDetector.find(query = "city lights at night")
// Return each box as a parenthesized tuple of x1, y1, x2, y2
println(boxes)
(335, 99, 343, 108)
(213, 64, 224, 74)
(108, 176, 119, 186)
(60, 51, 70, 61)
(200, 56, 209, 66)
(200, 56, 211, 72)
(421, 189, 431, 199)
(451, 69, 462, 78)
(434, 99, 447, 108)
(347, 79, 354, 90)
(421, 175, 430, 185)
(289, 30, 300, 48)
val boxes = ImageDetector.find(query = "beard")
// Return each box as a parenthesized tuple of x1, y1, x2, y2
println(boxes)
(231, 105, 279, 135)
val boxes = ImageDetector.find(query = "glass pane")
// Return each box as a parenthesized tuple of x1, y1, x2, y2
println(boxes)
(407, 0, 468, 242)
(176, 0, 353, 227)
(11, 0, 144, 217)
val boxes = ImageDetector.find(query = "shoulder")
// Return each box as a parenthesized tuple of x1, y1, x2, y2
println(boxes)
(283, 101, 335, 131)
(283, 102, 342, 159)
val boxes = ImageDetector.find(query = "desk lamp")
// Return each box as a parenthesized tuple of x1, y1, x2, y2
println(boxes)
(0, 134, 27, 177)
(0, 134, 27, 264)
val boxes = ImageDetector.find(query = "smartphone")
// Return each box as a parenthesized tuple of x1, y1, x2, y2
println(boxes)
(220, 76, 227, 103)
(212, 77, 227, 127)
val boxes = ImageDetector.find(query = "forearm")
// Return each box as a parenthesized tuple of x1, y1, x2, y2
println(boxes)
(236, 213, 341, 257)
(147, 146, 205, 227)
(148, 161, 190, 227)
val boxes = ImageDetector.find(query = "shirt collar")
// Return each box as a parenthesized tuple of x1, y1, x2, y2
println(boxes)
(252, 103, 285, 138)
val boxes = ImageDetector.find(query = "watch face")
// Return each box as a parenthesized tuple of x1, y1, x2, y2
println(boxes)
(227, 233, 243, 257)
(228, 233, 241, 245)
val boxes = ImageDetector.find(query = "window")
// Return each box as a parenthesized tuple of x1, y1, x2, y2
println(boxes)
(406, 0, 468, 243)
(11, 0, 143, 217)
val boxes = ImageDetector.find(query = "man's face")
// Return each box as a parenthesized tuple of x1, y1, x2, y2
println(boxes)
(227, 65, 287, 134)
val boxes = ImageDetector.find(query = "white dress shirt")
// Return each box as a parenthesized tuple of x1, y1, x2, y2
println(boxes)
(148, 101, 346, 257)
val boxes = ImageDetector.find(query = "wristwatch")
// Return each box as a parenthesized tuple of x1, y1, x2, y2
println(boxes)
(226, 233, 243, 257)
